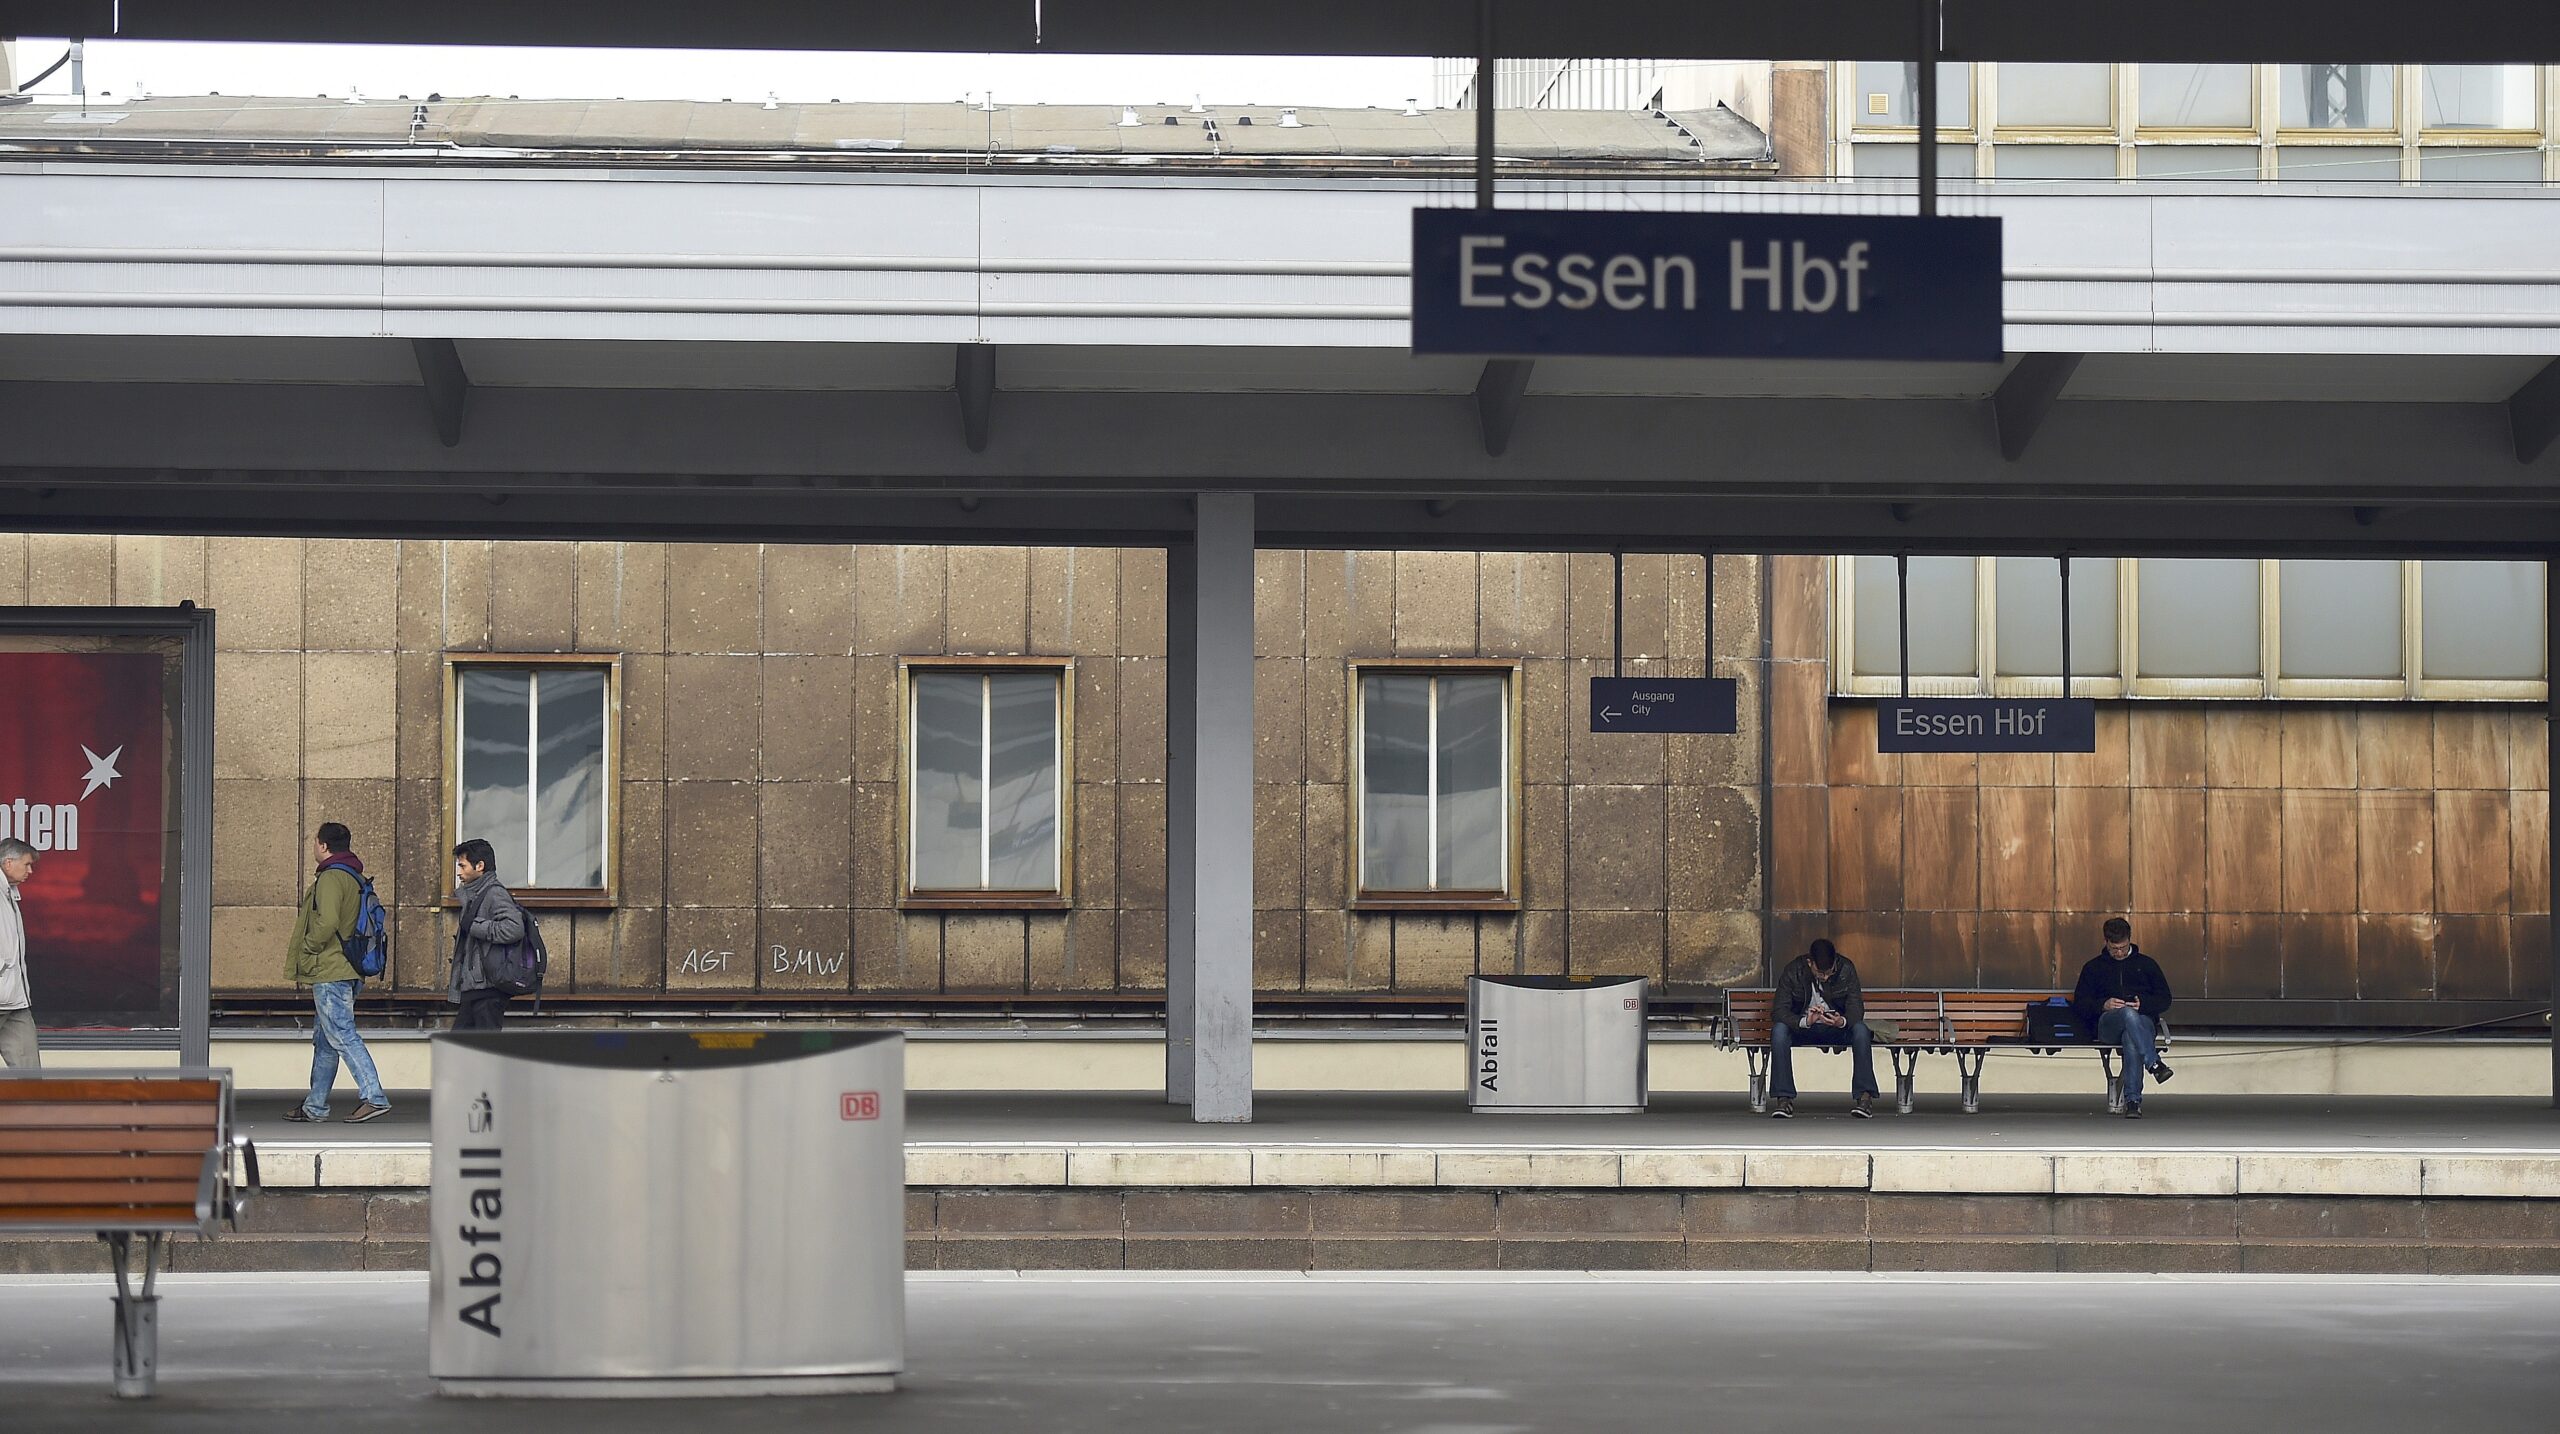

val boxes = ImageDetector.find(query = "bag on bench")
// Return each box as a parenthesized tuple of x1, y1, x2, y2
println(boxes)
(2025, 998, 2082, 1044)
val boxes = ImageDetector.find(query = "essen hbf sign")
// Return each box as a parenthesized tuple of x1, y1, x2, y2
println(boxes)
(1412, 209, 2003, 362)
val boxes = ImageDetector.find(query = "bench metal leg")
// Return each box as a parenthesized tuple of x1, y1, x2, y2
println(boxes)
(1743, 1048, 1769, 1114)
(1954, 1049, 1987, 1114)
(103, 1230, 164, 1399)
(2100, 1049, 2125, 1114)
(1887, 1048, 1920, 1115)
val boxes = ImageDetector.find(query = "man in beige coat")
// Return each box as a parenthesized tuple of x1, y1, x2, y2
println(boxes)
(0, 837, 39, 1068)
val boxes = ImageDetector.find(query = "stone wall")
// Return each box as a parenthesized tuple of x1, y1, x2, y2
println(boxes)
(1765, 555, 2554, 1001)
(0, 536, 1765, 1001)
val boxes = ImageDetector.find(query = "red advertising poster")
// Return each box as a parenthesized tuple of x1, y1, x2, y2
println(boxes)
(0, 651, 172, 1026)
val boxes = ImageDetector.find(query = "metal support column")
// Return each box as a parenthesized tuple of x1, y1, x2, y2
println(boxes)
(1916, 0, 1941, 218)
(1167, 494, 1256, 1122)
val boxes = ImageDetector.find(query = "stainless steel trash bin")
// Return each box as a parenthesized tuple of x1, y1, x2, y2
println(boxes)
(1465, 975, 1649, 1114)
(428, 1029, 905, 1398)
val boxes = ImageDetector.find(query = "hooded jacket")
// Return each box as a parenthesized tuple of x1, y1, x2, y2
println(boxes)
(2071, 945, 2174, 1031)
(449, 872, 527, 1000)
(284, 852, 365, 988)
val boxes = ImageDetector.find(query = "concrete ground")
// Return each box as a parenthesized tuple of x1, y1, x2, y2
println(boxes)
(237, 1090, 2560, 1151)
(3, 1272, 2556, 1432)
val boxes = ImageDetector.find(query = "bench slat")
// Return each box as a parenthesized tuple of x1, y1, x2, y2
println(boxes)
(0, 1106, 219, 1130)
(0, 1203, 201, 1227)
(0, 1154, 205, 1180)
(0, 1079, 223, 1104)
(0, 1129, 219, 1154)
(0, 1178, 201, 1204)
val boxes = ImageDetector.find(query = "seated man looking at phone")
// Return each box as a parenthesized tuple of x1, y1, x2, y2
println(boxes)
(1768, 938, 1879, 1120)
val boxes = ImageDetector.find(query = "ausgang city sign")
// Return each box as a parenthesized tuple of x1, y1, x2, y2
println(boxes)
(1411, 209, 2003, 361)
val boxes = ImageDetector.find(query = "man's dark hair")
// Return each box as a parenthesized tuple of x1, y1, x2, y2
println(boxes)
(2102, 917, 2133, 943)
(1807, 938, 1838, 964)
(316, 822, 352, 854)
(453, 838, 497, 874)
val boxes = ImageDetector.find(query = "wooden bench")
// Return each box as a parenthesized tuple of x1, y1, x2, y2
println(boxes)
(0, 1071, 260, 1398)
(1720, 989, 2173, 1114)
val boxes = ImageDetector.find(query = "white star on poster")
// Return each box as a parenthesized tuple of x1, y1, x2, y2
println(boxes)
(80, 744, 123, 799)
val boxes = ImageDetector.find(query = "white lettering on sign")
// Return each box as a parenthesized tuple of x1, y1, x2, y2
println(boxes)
(1894, 708, 1985, 739)
(1730, 241, 1870, 314)
(1455, 235, 1709, 315)
(770, 945, 850, 978)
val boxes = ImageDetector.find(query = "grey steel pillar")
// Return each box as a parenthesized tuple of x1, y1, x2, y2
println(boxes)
(1166, 494, 1256, 1122)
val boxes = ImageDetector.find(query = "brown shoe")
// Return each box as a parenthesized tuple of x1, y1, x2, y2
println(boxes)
(344, 1103, 393, 1124)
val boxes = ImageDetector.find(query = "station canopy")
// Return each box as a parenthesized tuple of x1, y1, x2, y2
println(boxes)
(10, 0, 2560, 64)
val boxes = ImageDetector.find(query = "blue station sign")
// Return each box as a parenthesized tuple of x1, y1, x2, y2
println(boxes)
(1877, 699, 2098, 754)
(1412, 208, 2003, 362)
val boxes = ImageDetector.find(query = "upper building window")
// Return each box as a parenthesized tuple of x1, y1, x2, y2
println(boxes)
(903, 661, 1069, 906)
(1354, 666, 1516, 905)
(1836, 559, 2545, 701)
(2138, 63, 2256, 129)
(1854, 60, 1974, 129)
(2423, 65, 2538, 131)
(452, 658, 617, 902)
(2280, 63, 2395, 131)
(1998, 64, 2113, 129)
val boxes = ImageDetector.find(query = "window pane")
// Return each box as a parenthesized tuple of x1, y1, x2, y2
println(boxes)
(1999, 63, 2111, 127)
(910, 672, 984, 890)
(457, 669, 532, 889)
(1360, 675, 1433, 892)
(1994, 145, 2117, 179)
(2139, 64, 2253, 128)
(2424, 65, 2536, 129)
(2281, 64, 2393, 129)
(985, 673, 1060, 889)
(1853, 143, 1980, 178)
(1995, 558, 2120, 677)
(1854, 61, 1973, 127)
(2137, 560, 2261, 678)
(532, 669, 607, 889)
(2135, 146, 2260, 180)
(2276, 147, 2401, 181)
(1436, 676, 1508, 891)
(2422, 561, 2545, 680)
(2279, 560, 2404, 679)
(2420, 148, 2543, 182)
(1852, 556, 1975, 677)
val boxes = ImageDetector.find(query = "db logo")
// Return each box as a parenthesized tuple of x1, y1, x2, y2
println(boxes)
(840, 1091, 881, 1121)
(1623, 997, 1640, 1011)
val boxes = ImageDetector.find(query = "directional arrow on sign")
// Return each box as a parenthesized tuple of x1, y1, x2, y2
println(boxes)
(1599, 706, 1622, 724)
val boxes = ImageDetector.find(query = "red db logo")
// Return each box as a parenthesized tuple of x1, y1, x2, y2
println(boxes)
(840, 1091, 881, 1121)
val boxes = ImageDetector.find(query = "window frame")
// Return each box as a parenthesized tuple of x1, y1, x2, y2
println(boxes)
(2129, 61, 2261, 137)
(2273, 62, 2402, 139)
(1830, 558, 2546, 702)
(1347, 659, 1524, 913)
(443, 653, 622, 910)
(896, 656, 1075, 912)
(1843, 59, 1980, 137)
(2416, 63, 2544, 142)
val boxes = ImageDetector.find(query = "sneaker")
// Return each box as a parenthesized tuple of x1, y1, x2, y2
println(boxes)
(1851, 1095, 1876, 1119)
(2149, 1062, 2174, 1085)
(282, 1107, 324, 1123)
(344, 1103, 393, 1124)
(1769, 1098, 1796, 1119)
(2123, 1101, 2144, 1119)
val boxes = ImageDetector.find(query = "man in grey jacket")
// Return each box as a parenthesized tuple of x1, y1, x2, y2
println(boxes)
(449, 838, 528, 1031)
(0, 838, 39, 1068)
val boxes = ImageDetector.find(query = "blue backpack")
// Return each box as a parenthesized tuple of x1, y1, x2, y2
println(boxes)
(338, 872, 391, 980)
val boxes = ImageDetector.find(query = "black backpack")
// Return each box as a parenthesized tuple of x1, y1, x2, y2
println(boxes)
(464, 892, 548, 996)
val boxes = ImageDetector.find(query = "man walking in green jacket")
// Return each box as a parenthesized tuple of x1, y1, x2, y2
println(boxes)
(283, 822, 390, 1123)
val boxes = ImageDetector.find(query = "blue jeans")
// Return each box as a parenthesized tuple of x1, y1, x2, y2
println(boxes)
(303, 979, 387, 1117)
(1771, 1020, 1879, 1099)
(2096, 1008, 2160, 1104)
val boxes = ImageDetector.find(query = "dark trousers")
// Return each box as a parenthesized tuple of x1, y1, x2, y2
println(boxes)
(1771, 1020, 1879, 1099)
(455, 990, 510, 1031)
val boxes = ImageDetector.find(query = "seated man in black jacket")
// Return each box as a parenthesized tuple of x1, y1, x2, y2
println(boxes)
(1769, 939, 1878, 1119)
(2071, 917, 2174, 1118)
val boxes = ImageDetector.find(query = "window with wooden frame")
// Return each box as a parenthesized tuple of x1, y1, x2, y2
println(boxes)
(447, 655, 620, 907)
(899, 658, 1072, 909)
(1351, 662, 1520, 910)
(1832, 557, 2546, 701)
